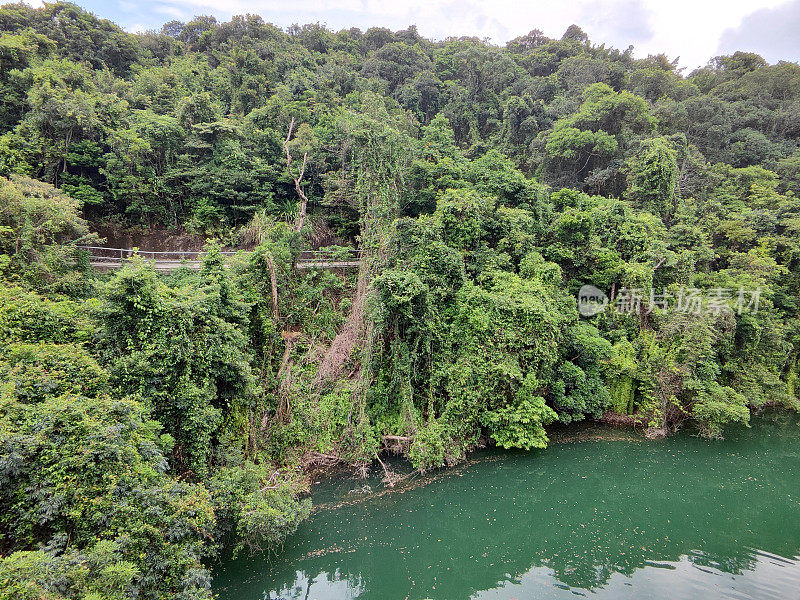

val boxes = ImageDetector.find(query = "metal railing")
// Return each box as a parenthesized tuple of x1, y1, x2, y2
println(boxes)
(75, 245, 237, 260)
(75, 246, 363, 269)
(297, 249, 363, 261)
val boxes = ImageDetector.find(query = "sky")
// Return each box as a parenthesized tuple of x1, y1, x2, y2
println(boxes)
(21, 0, 800, 70)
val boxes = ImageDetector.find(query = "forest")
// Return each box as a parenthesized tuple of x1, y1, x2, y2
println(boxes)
(0, 2, 798, 598)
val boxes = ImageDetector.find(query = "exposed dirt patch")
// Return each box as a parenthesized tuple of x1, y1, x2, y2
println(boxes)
(91, 223, 211, 252)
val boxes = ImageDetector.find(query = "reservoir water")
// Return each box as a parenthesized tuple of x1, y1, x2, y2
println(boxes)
(214, 412, 800, 600)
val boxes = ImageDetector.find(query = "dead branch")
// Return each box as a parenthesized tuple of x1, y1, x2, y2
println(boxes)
(276, 333, 297, 421)
(284, 116, 309, 232)
(275, 331, 309, 423)
(266, 252, 279, 321)
(310, 451, 338, 461)
(259, 469, 281, 492)
(375, 453, 399, 487)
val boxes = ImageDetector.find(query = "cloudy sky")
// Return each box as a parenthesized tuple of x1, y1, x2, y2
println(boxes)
(24, 0, 800, 70)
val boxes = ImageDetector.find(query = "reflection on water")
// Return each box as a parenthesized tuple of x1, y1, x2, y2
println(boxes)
(213, 412, 800, 600)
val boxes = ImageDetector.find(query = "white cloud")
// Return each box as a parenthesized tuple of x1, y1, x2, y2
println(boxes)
(718, 0, 800, 63)
(152, 4, 191, 19)
(639, 0, 788, 68)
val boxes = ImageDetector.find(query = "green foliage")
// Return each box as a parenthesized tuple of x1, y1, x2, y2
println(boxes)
(481, 374, 557, 450)
(0, 342, 108, 403)
(546, 124, 618, 160)
(691, 382, 750, 439)
(1, 5, 800, 596)
(0, 541, 138, 600)
(434, 188, 495, 252)
(101, 255, 254, 475)
(0, 395, 215, 600)
(605, 341, 638, 414)
(207, 462, 311, 556)
(0, 285, 98, 344)
(626, 136, 679, 222)
(409, 419, 450, 471)
(550, 322, 612, 423)
(0, 175, 96, 294)
(543, 83, 655, 192)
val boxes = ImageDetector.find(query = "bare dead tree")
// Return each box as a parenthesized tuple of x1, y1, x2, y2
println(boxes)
(266, 254, 279, 321)
(276, 330, 303, 422)
(284, 117, 309, 232)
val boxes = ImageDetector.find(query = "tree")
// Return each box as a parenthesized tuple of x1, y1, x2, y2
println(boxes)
(626, 136, 679, 223)
(0, 174, 96, 293)
(0, 395, 216, 599)
(101, 254, 254, 476)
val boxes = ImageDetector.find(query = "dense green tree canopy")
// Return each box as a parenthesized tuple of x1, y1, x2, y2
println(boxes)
(0, 4, 799, 598)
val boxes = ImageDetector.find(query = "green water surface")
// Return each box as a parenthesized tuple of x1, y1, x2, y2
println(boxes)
(214, 412, 800, 600)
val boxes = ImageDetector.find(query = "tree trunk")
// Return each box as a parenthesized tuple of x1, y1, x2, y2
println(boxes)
(284, 117, 309, 232)
(266, 252, 279, 321)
